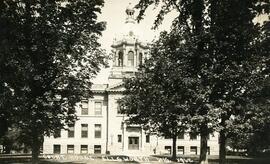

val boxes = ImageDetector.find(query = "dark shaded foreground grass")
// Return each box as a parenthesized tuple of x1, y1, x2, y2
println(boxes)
(1, 154, 270, 164)
(154, 155, 270, 164)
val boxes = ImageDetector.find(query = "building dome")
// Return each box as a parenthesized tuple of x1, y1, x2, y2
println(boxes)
(113, 3, 144, 46)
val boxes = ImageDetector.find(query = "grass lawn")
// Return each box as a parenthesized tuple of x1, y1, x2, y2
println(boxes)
(0, 154, 270, 164)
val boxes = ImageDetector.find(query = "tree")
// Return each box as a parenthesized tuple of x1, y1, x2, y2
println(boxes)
(208, 1, 269, 163)
(245, 76, 270, 155)
(120, 20, 219, 162)
(0, 0, 107, 163)
(135, 1, 217, 163)
(120, 30, 192, 161)
(135, 1, 269, 164)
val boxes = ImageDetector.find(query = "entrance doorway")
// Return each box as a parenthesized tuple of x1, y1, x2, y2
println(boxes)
(128, 137, 139, 150)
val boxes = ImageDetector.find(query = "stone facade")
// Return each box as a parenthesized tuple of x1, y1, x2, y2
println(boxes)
(43, 4, 219, 156)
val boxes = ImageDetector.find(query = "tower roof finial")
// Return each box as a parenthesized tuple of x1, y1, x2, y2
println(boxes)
(126, 3, 135, 17)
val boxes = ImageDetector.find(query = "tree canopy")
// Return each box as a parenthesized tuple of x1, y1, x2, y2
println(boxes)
(122, 1, 270, 164)
(0, 0, 107, 162)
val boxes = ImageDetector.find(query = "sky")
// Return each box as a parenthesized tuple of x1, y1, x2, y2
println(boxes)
(93, 0, 177, 84)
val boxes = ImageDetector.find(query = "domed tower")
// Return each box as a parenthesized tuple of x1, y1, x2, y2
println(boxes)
(109, 3, 149, 86)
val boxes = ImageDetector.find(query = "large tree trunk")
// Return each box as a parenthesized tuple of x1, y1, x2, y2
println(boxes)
(31, 129, 42, 164)
(199, 126, 208, 164)
(32, 143, 40, 164)
(219, 130, 226, 164)
(172, 134, 177, 161)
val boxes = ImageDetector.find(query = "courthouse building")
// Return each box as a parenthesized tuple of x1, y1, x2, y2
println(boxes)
(43, 5, 219, 156)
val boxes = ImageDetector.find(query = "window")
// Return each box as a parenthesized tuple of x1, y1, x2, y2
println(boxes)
(177, 146, 185, 155)
(81, 145, 88, 154)
(178, 132, 185, 139)
(117, 102, 122, 114)
(139, 53, 143, 65)
(81, 124, 88, 138)
(94, 124, 101, 138)
(164, 146, 171, 155)
(118, 135, 122, 143)
(94, 102, 102, 115)
(81, 100, 88, 115)
(146, 135, 150, 143)
(190, 146, 197, 155)
(127, 51, 134, 66)
(207, 146, 210, 155)
(114, 53, 117, 66)
(67, 145, 74, 154)
(68, 124, 74, 138)
(94, 145, 101, 154)
(54, 129, 61, 138)
(190, 133, 197, 140)
(118, 51, 123, 66)
(53, 145, 61, 154)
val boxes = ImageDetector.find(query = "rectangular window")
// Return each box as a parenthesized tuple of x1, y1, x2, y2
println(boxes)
(54, 129, 61, 138)
(81, 100, 88, 115)
(94, 102, 102, 115)
(67, 145, 74, 154)
(190, 133, 197, 140)
(68, 124, 74, 138)
(53, 145, 61, 154)
(177, 146, 185, 155)
(207, 146, 210, 155)
(94, 145, 101, 154)
(165, 146, 171, 155)
(81, 124, 88, 138)
(118, 134, 122, 143)
(94, 124, 101, 138)
(146, 135, 150, 143)
(81, 145, 88, 154)
(190, 146, 197, 155)
(117, 102, 122, 114)
(178, 132, 185, 139)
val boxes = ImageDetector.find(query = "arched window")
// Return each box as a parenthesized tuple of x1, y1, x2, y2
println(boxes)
(113, 52, 117, 66)
(139, 53, 143, 66)
(127, 51, 134, 66)
(118, 51, 123, 66)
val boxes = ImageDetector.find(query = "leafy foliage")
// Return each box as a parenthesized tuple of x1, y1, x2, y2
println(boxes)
(0, 0, 107, 161)
(132, 0, 269, 163)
